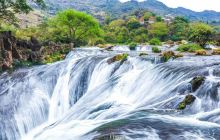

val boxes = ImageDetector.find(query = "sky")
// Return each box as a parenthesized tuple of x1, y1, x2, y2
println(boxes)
(119, 0, 220, 12)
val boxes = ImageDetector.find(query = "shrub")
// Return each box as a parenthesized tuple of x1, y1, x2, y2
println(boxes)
(195, 50, 207, 56)
(149, 38, 161, 45)
(177, 44, 202, 52)
(152, 46, 161, 53)
(107, 53, 128, 64)
(129, 42, 137, 50)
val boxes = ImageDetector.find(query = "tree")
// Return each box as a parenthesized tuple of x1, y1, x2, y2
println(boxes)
(169, 16, 189, 41)
(189, 22, 214, 46)
(127, 17, 141, 30)
(0, 0, 45, 25)
(148, 22, 168, 40)
(48, 9, 103, 47)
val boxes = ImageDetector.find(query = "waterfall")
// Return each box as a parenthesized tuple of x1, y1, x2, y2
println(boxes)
(1, 48, 220, 140)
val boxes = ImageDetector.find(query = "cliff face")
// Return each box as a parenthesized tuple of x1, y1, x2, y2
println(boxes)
(0, 31, 22, 71)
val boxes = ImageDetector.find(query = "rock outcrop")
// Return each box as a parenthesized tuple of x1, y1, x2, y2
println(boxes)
(0, 31, 73, 72)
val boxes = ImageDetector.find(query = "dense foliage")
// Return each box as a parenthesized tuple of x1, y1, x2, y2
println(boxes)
(0, 0, 45, 25)
(47, 9, 103, 46)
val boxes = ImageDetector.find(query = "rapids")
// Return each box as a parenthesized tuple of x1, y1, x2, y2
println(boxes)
(1, 48, 220, 140)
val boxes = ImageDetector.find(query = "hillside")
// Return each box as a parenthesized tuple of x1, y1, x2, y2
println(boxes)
(36, 0, 220, 22)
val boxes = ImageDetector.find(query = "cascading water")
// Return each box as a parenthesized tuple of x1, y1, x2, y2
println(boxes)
(1, 48, 220, 140)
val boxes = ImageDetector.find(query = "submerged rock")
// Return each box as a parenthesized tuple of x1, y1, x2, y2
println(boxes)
(190, 76, 205, 92)
(178, 95, 196, 110)
(107, 53, 128, 64)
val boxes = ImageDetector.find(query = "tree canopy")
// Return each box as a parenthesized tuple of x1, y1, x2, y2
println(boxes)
(0, 0, 45, 24)
(48, 9, 103, 46)
(189, 22, 214, 46)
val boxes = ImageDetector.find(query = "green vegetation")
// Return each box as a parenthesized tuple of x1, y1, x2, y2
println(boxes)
(129, 42, 137, 50)
(152, 46, 161, 53)
(178, 95, 196, 110)
(177, 44, 203, 53)
(148, 22, 168, 40)
(189, 22, 214, 47)
(0, 0, 45, 25)
(47, 9, 103, 47)
(149, 38, 161, 45)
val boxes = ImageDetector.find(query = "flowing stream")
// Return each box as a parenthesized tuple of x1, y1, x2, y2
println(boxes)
(1, 48, 220, 140)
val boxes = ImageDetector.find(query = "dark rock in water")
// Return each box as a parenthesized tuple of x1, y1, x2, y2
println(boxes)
(139, 52, 148, 56)
(190, 76, 205, 92)
(107, 54, 128, 64)
(178, 95, 196, 110)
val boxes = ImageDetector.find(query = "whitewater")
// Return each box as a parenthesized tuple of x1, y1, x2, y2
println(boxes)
(0, 47, 220, 140)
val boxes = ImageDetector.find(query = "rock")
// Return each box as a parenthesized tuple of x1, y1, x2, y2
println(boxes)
(139, 52, 148, 56)
(190, 76, 205, 92)
(30, 36, 41, 51)
(178, 95, 196, 110)
(212, 48, 220, 55)
(195, 50, 207, 56)
(161, 51, 175, 62)
(107, 53, 128, 64)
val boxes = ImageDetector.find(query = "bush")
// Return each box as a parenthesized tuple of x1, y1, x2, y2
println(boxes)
(129, 42, 137, 50)
(177, 44, 202, 52)
(149, 38, 161, 45)
(152, 46, 161, 53)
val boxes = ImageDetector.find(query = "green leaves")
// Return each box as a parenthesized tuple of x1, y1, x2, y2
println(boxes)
(48, 9, 103, 47)
(0, 0, 45, 25)
(189, 22, 214, 46)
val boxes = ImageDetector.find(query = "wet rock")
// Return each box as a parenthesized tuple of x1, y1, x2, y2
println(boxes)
(139, 52, 148, 56)
(178, 95, 196, 110)
(190, 76, 205, 92)
(107, 54, 128, 64)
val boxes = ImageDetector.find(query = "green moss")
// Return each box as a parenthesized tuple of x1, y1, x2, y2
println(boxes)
(161, 51, 175, 62)
(177, 44, 203, 53)
(107, 53, 128, 64)
(152, 46, 161, 53)
(178, 95, 196, 110)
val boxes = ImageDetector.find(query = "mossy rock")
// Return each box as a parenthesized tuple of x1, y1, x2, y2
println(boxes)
(195, 50, 207, 56)
(139, 52, 148, 56)
(161, 51, 175, 62)
(107, 53, 128, 64)
(190, 76, 205, 92)
(178, 95, 196, 110)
